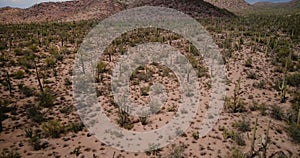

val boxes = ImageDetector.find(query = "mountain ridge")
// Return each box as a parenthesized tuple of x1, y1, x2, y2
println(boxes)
(0, 0, 234, 24)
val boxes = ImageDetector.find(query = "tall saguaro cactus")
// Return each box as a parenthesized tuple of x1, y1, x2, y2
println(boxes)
(34, 60, 44, 93)
(5, 71, 12, 95)
(250, 118, 258, 155)
(0, 105, 3, 132)
(279, 51, 291, 103)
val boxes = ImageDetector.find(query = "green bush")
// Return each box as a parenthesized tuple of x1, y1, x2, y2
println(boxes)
(41, 120, 64, 138)
(14, 48, 23, 56)
(140, 86, 150, 96)
(66, 122, 84, 133)
(13, 70, 25, 79)
(226, 148, 245, 158)
(0, 41, 7, 51)
(288, 123, 300, 144)
(26, 105, 45, 123)
(287, 73, 300, 87)
(45, 57, 56, 68)
(192, 131, 199, 140)
(18, 84, 34, 97)
(18, 54, 35, 69)
(233, 119, 251, 132)
(270, 105, 284, 120)
(29, 136, 42, 150)
(259, 103, 268, 116)
(37, 91, 55, 108)
(245, 58, 252, 67)
(169, 144, 186, 158)
(223, 128, 246, 146)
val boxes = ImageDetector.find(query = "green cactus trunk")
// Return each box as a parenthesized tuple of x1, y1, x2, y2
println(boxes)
(34, 60, 44, 93)
(250, 118, 258, 154)
(6, 71, 12, 95)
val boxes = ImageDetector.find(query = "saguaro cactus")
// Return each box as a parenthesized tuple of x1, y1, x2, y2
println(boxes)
(5, 71, 12, 95)
(0, 106, 3, 132)
(234, 78, 241, 106)
(250, 118, 258, 155)
(279, 51, 291, 103)
(297, 109, 300, 126)
(34, 60, 44, 93)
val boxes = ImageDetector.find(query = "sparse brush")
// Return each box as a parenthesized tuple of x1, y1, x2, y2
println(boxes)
(169, 144, 186, 158)
(192, 131, 199, 140)
(233, 119, 251, 132)
(270, 105, 284, 120)
(117, 106, 133, 130)
(0, 148, 21, 158)
(18, 84, 34, 97)
(226, 148, 246, 158)
(223, 128, 246, 146)
(70, 147, 81, 156)
(66, 122, 84, 133)
(37, 90, 54, 108)
(145, 143, 161, 156)
(288, 123, 300, 144)
(41, 119, 64, 138)
(26, 105, 45, 123)
(139, 113, 149, 125)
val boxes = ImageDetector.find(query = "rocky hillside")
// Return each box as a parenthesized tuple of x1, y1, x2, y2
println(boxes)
(129, 0, 235, 18)
(252, 0, 300, 14)
(0, 0, 124, 24)
(203, 0, 250, 12)
(0, 0, 234, 24)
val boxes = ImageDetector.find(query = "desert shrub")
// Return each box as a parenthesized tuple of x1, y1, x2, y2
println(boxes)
(287, 73, 300, 87)
(270, 105, 284, 120)
(37, 91, 55, 108)
(25, 128, 47, 150)
(13, 70, 25, 79)
(59, 106, 73, 114)
(145, 143, 161, 156)
(45, 57, 56, 68)
(226, 148, 245, 158)
(14, 48, 23, 56)
(253, 80, 266, 89)
(140, 86, 150, 96)
(18, 84, 34, 97)
(29, 44, 39, 52)
(169, 144, 186, 158)
(66, 122, 84, 133)
(26, 105, 45, 123)
(64, 78, 72, 86)
(197, 66, 208, 78)
(245, 58, 252, 67)
(28, 136, 42, 150)
(25, 128, 33, 138)
(288, 123, 300, 143)
(287, 91, 300, 123)
(18, 53, 35, 69)
(192, 131, 199, 140)
(117, 107, 133, 130)
(139, 114, 149, 125)
(96, 61, 107, 74)
(0, 149, 20, 158)
(223, 128, 246, 146)
(259, 103, 268, 116)
(233, 119, 251, 132)
(41, 120, 64, 138)
(246, 71, 257, 79)
(70, 147, 81, 156)
(0, 41, 7, 50)
(225, 98, 246, 113)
